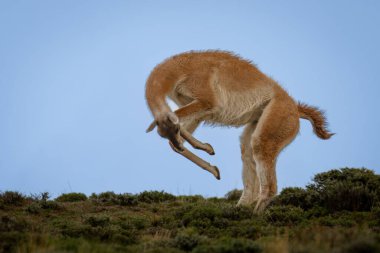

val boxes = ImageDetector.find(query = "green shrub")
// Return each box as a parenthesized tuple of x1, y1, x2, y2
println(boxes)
(221, 205, 253, 220)
(90, 191, 137, 206)
(181, 204, 223, 228)
(224, 189, 243, 201)
(172, 230, 204, 251)
(317, 214, 356, 227)
(1, 167, 379, 253)
(227, 220, 261, 239)
(264, 205, 305, 225)
(90, 191, 118, 204)
(56, 192, 88, 202)
(178, 195, 204, 203)
(137, 191, 176, 203)
(311, 168, 379, 192)
(207, 197, 226, 203)
(272, 168, 380, 214)
(56, 219, 89, 238)
(26, 202, 42, 214)
(86, 215, 111, 227)
(113, 229, 139, 245)
(119, 215, 149, 230)
(0, 215, 29, 232)
(0, 191, 26, 207)
(40, 192, 50, 201)
(320, 182, 374, 212)
(24, 194, 62, 212)
(309, 168, 380, 212)
(193, 238, 261, 253)
(40, 200, 62, 210)
(118, 193, 138, 206)
(272, 187, 316, 210)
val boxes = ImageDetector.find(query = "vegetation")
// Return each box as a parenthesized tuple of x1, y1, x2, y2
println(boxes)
(0, 167, 379, 253)
(56, 192, 88, 202)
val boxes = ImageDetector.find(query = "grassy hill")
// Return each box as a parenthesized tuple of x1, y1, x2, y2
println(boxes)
(1, 168, 380, 253)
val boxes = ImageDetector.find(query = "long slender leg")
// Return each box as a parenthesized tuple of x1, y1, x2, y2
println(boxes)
(237, 122, 260, 206)
(169, 141, 220, 180)
(173, 100, 215, 154)
(180, 128, 215, 155)
(181, 119, 200, 134)
(251, 98, 300, 213)
(174, 100, 210, 121)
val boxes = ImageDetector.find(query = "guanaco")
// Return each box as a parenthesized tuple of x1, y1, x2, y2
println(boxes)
(145, 50, 333, 212)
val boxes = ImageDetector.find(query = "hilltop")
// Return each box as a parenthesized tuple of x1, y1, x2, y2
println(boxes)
(1, 167, 380, 253)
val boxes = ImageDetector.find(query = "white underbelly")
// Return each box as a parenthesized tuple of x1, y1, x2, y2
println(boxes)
(206, 85, 273, 127)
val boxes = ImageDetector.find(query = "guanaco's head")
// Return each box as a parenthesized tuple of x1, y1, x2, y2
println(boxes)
(146, 112, 183, 151)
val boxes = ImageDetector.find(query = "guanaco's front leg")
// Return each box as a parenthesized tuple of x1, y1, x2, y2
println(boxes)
(180, 128, 215, 155)
(175, 100, 215, 155)
(147, 100, 216, 155)
(169, 141, 220, 180)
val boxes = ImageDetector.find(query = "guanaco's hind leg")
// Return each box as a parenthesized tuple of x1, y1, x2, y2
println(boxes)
(251, 97, 300, 213)
(237, 122, 260, 206)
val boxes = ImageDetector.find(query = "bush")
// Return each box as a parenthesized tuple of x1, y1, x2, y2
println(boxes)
(0, 191, 26, 207)
(181, 204, 223, 228)
(90, 191, 137, 206)
(85, 215, 111, 227)
(56, 192, 88, 202)
(224, 189, 242, 201)
(227, 220, 261, 239)
(172, 230, 204, 251)
(137, 191, 176, 203)
(119, 215, 149, 230)
(178, 195, 204, 203)
(113, 229, 139, 245)
(90, 191, 118, 204)
(26, 202, 42, 214)
(264, 206, 305, 225)
(309, 168, 380, 212)
(271, 168, 380, 214)
(221, 205, 253, 221)
(272, 187, 316, 210)
(322, 182, 374, 211)
(40, 200, 63, 210)
(193, 238, 262, 253)
(0, 215, 29, 232)
(118, 193, 138, 206)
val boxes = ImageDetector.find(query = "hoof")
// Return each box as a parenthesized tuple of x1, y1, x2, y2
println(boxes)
(212, 166, 221, 180)
(204, 143, 215, 155)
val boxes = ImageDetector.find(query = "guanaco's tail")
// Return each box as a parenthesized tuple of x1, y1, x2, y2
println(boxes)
(298, 102, 334, 140)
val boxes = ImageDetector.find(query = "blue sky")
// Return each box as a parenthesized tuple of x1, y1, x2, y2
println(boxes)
(1, 1, 379, 197)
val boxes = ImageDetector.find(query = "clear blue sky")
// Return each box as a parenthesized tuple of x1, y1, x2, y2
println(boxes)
(1, 1, 379, 197)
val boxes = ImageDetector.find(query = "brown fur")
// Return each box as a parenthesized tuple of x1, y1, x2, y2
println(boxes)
(298, 102, 334, 139)
(145, 50, 333, 212)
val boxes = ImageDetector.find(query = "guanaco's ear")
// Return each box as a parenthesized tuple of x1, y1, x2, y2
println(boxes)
(167, 112, 179, 125)
(146, 121, 157, 133)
